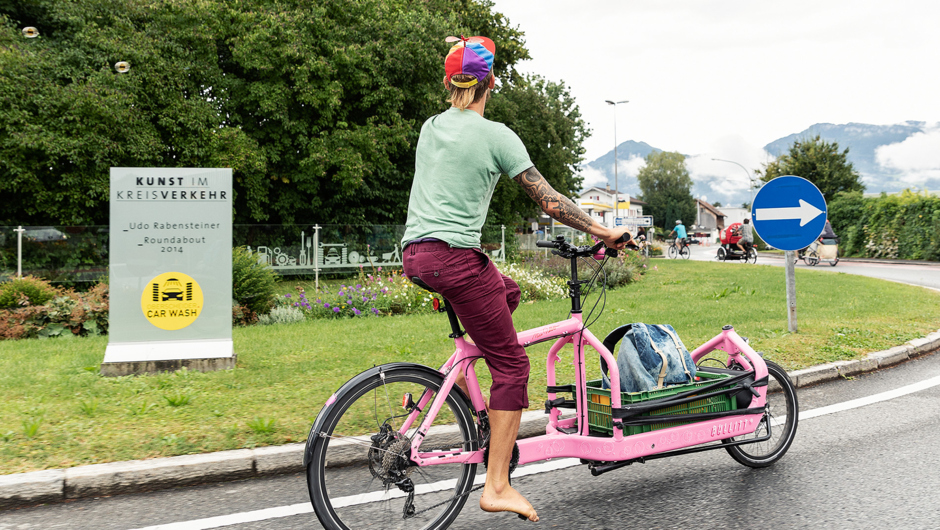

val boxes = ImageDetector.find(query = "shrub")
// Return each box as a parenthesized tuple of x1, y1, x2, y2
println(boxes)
(0, 282, 108, 339)
(0, 276, 56, 309)
(232, 302, 258, 326)
(515, 247, 648, 291)
(258, 305, 306, 325)
(494, 262, 566, 302)
(294, 267, 434, 318)
(232, 246, 278, 315)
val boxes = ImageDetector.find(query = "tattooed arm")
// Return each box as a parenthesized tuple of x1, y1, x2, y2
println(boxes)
(514, 166, 633, 249)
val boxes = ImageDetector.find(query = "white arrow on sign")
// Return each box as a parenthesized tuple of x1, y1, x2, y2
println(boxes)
(754, 199, 824, 227)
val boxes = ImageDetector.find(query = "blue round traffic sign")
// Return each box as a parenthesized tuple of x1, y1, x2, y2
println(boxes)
(751, 176, 827, 251)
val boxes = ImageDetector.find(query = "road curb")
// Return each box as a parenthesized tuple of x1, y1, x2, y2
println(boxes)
(3, 329, 939, 509)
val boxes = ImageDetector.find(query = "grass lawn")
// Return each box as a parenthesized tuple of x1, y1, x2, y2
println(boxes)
(1, 260, 938, 474)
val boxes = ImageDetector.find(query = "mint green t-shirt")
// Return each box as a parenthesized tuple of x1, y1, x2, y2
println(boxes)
(401, 108, 533, 249)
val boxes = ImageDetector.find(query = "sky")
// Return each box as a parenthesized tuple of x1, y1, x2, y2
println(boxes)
(489, 0, 940, 195)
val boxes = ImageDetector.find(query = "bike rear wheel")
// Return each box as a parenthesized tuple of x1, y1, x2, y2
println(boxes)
(679, 245, 690, 259)
(724, 360, 798, 468)
(668, 245, 678, 259)
(307, 368, 478, 530)
(746, 248, 758, 264)
(803, 250, 819, 266)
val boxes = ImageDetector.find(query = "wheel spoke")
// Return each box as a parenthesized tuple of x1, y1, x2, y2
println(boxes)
(723, 360, 799, 468)
(308, 370, 477, 530)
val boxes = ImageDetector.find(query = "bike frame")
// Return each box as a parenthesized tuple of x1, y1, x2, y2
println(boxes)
(403, 315, 768, 468)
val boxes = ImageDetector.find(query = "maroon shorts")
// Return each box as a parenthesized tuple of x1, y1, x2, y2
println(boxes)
(403, 241, 529, 410)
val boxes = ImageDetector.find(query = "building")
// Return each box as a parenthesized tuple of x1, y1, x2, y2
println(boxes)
(575, 186, 646, 228)
(695, 199, 726, 233)
(719, 206, 751, 227)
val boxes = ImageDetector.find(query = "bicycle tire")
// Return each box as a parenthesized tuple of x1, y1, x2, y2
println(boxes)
(679, 245, 690, 259)
(746, 248, 757, 264)
(717, 247, 727, 261)
(829, 257, 839, 267)
(307, 366, 477, 530)
(668, 245, 678, 259)
(723, 360, 799, 468)
(803, 250, 819, 266)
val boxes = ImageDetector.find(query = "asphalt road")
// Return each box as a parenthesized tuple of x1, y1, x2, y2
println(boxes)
(685, 243, 940, 291)
(3, 350, 940, 530)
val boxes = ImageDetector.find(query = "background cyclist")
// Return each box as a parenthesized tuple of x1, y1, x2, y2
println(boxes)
(400, 34, 631, 523)
(669, 219, 687, 248)
(734, 218, 754, 253)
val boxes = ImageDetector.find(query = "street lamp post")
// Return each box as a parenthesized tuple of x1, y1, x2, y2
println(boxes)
(711, 158, 758, 206)
(606, 99, 628, 226)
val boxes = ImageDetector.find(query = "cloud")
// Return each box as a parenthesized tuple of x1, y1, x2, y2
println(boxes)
(617, 155, 647, 180)
(684, 136, 773, 205)
(875, 124, 940, 184)
(577, 165, 609, 190)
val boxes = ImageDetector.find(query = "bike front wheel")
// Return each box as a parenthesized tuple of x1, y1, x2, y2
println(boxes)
(724, 360, 799, 468)
(307, 367, 478, 530)
(668, 245, 678, 259)
(679, 245, 691, 259)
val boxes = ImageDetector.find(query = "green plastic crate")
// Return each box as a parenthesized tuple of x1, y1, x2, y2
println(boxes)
(583, 371, 737, 436)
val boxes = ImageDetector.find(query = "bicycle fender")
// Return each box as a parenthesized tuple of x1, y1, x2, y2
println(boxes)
(302, 362, 471, 467)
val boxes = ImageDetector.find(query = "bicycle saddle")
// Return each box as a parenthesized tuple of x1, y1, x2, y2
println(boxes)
(409, 276, 438, 294)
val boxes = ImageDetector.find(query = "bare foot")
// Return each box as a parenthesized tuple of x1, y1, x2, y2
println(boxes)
(480, 485, 539, 522)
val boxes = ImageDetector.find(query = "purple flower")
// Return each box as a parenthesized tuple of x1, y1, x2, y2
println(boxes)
(362, 296, 367, 302)
(356, 284, 362, 289)
(338, 290, 345, 297)
(284, 293, 291, 298)
(324, 303, 330, 308)
(372, 295, 377, 301)
(371, 308, 380, 315)
(352, 308, 361, 316)
(333, 307, 341, 313)
(294, 302, 299, 307)
(316, 298, 321, 303)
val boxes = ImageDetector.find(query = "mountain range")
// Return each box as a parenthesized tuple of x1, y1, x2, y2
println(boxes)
(582, 121, 935, 208)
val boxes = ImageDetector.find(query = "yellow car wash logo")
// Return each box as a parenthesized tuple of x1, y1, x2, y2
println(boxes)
(141, 272, 204, 330)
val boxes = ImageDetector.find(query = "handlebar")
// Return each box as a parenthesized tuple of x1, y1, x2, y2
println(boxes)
(536, 234, 635, 259)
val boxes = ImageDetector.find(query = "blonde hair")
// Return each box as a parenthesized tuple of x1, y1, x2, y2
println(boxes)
(446, 73, 492, 110)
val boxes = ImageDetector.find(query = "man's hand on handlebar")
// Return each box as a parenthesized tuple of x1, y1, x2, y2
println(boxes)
(601, 227, 635, 251)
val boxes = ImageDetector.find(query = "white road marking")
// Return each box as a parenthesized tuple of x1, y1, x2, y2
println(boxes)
(129, 374, 940, 530)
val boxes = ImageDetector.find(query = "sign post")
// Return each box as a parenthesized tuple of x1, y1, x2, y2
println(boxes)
(751, 176, 827, 333)
(102, 168, 234, 376)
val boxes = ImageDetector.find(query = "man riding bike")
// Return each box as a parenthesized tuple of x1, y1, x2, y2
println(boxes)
(734, 218, 753, 253)
(669, 219, 687, 247)
(400, 34, 632, 523)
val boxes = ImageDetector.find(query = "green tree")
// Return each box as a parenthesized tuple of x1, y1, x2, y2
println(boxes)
(636, 151, 696, 229)
(756, 135, 865, 203)
(2, 0, 565, 228)
(485, 75, 589, 226)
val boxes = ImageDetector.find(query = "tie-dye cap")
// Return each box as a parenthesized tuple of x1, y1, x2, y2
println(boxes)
(444, 36, 495, 88)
